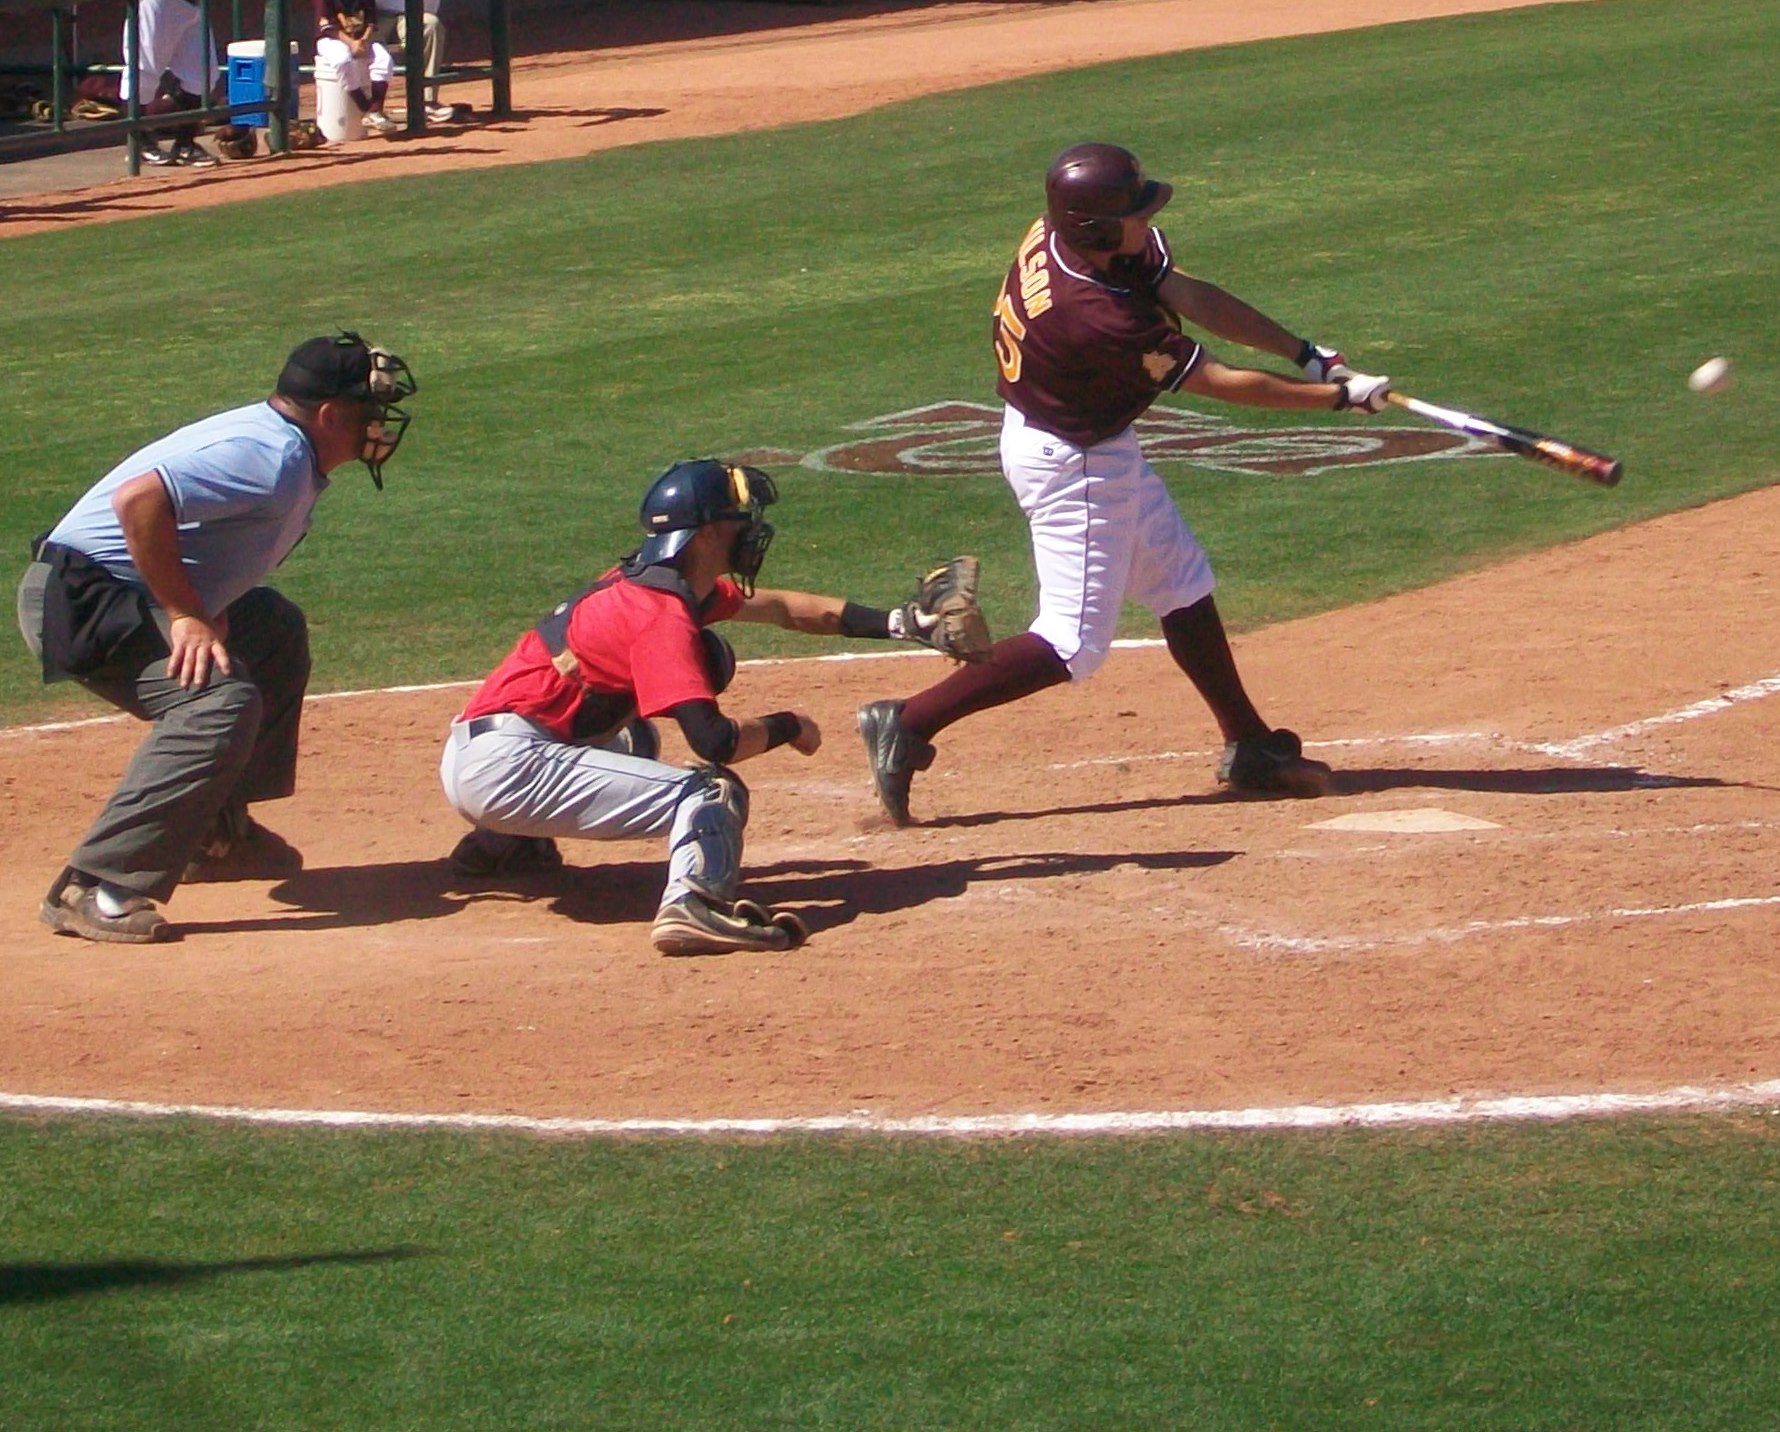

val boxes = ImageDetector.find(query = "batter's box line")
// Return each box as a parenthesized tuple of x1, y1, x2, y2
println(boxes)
(1532, 674, 1780, 759)
(1047, 730, 1504, 771)
(1217, 893, 1780, 956)
(2, 1081, 1777, 1139)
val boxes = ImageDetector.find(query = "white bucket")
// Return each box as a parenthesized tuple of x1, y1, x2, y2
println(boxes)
(314, 58, 365, 143)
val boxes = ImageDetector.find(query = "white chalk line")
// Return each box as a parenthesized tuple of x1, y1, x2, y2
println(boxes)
(1532, 674, 1780, 759)
(2, 1080, 1776, 1139)
(0, 645, 965, 740)
(9, 646, 1778, 762)
(1220, 893, 1780, 956)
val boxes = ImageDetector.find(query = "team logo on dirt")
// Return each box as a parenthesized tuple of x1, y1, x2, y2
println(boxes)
(736, 400, 1505, 479)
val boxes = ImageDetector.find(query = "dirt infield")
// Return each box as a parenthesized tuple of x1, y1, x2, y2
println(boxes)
(7, 0, 1776, 1125)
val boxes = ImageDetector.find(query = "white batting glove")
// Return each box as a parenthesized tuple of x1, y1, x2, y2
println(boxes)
(1298, 340, 1352, 383)
(1334, 372, 1392, 413)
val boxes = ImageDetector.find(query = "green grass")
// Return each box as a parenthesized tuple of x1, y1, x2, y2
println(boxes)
(3, 1112, 1779, 1430)
(3, 0, 1775, 718)
(4, 4, 1778, 1425)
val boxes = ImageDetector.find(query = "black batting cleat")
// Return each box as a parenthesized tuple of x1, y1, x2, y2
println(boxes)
(856, 699, 935, 827)
(1217, 727, 1335, 798)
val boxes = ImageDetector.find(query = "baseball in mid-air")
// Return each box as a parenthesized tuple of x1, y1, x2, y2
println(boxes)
(1688, 356, 1732, 394)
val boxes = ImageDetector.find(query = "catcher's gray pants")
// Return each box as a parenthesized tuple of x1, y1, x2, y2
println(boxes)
(439, 715, 745, 910)
(17, 562, 311, 902)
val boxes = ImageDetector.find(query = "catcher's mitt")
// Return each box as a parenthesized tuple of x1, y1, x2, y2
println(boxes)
(213, 124, 258, 160)
(897, 556, 992, 662)
(285, 119, 326, 151)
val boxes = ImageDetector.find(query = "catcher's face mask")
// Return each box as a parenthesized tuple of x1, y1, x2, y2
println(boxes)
(356, 343, 417, 490)
(724, 465, 776, 595)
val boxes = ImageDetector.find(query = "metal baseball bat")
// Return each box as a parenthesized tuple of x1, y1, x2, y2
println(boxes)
(1386, 391, 1623, 487)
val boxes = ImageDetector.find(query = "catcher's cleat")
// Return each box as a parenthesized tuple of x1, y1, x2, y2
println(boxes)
(449, 830, 564, 879)
(652, 894, 795, 956)
(183, 805, 303, 883)
(1217, 727, 1335, 798)
(730, 898, 810, 949)
(40, 878, 172, 945)
(856, 699, 935, 827)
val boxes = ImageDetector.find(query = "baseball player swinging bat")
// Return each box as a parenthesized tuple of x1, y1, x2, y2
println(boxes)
(1387, 391, 1623, 487)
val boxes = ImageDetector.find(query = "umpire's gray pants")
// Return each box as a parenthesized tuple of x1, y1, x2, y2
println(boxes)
(17, 562, 311, 902)
(439, 715, 746, 910)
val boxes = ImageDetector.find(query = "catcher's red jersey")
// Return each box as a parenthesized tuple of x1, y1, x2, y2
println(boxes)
(992, 216, 1203, 447)
(462, 572, 745, 741)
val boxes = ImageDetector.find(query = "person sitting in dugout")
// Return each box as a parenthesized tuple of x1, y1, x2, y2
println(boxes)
(439, 459, 991, 956)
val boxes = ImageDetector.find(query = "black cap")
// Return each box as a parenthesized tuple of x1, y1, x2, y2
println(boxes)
(275, 333, 374, 402)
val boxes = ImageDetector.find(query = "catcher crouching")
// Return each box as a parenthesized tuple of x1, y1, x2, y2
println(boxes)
(439, 459, 991, 956)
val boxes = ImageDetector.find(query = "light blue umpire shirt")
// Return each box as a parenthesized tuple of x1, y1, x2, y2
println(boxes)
(47, 401, 330, 619)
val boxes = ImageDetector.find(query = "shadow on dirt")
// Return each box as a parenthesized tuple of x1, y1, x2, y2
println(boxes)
(1329, 765, 1731, 796)
(195, 846, 1230, 937)
(0, 1247, 427, 1306)
(733, 848, 1238, 936)
(189, 859, 556, 934)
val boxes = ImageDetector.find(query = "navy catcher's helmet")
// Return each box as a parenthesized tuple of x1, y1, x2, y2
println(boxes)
(635, 459, 778, 592)
(1044, 142, 1173, 253)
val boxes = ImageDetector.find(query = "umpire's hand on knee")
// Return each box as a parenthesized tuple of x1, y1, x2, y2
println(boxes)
(167, 614, 232, 688)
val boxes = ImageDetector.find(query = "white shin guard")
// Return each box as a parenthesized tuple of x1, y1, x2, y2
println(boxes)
(661, 767, 748, 908)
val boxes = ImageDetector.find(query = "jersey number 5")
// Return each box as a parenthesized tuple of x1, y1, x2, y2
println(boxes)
(993, 284, 1027, 383)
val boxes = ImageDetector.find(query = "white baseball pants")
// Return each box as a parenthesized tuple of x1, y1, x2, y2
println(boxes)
(439, 714, 745, 909)
(1000, 405, 1216, 679)
(315, 35, 396, 93)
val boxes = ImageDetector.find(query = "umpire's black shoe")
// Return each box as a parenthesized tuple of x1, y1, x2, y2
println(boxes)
(1217, 727, 1335, 798)
(41, 879, 172, 945)
(857, 699, 936, 827)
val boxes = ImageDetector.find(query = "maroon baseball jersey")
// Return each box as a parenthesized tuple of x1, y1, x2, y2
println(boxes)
(992, 216, 1204, 447)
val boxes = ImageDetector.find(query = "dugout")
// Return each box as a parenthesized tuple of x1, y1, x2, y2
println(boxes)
(0, 0, 512, 172)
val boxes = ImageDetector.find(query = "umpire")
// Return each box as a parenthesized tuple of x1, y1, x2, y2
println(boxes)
(17, 332, 417, 944)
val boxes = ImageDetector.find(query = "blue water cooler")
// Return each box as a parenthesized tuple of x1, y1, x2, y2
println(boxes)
(226, 40, 300, 128)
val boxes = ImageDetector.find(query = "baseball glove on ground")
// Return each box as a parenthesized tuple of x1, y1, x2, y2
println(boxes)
(213, 124, 258, 160)
(898, 556, 992, 662)
(286, 119, 326, 151)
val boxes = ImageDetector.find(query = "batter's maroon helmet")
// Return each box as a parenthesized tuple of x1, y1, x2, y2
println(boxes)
(1044, 142, 1174, 253)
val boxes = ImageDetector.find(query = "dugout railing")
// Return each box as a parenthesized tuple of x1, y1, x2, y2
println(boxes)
(0, 0, 510, 174)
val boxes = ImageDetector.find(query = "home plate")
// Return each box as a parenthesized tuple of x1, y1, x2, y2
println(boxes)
(1310, 808, 1500, 833)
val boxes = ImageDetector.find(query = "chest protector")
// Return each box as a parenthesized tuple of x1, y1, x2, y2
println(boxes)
(535, 562, 716, 745)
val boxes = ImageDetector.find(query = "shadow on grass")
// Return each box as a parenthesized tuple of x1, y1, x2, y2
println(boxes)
(0, 1246, 428, 1306)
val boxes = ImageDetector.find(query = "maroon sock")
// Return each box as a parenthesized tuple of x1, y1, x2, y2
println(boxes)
(902, 631, 1070, 741)
(371, 80, 390, 108)
(1160, 596, 1267, 743)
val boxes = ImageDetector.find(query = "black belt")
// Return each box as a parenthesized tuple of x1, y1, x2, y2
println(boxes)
(466, 714, 505, 738)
